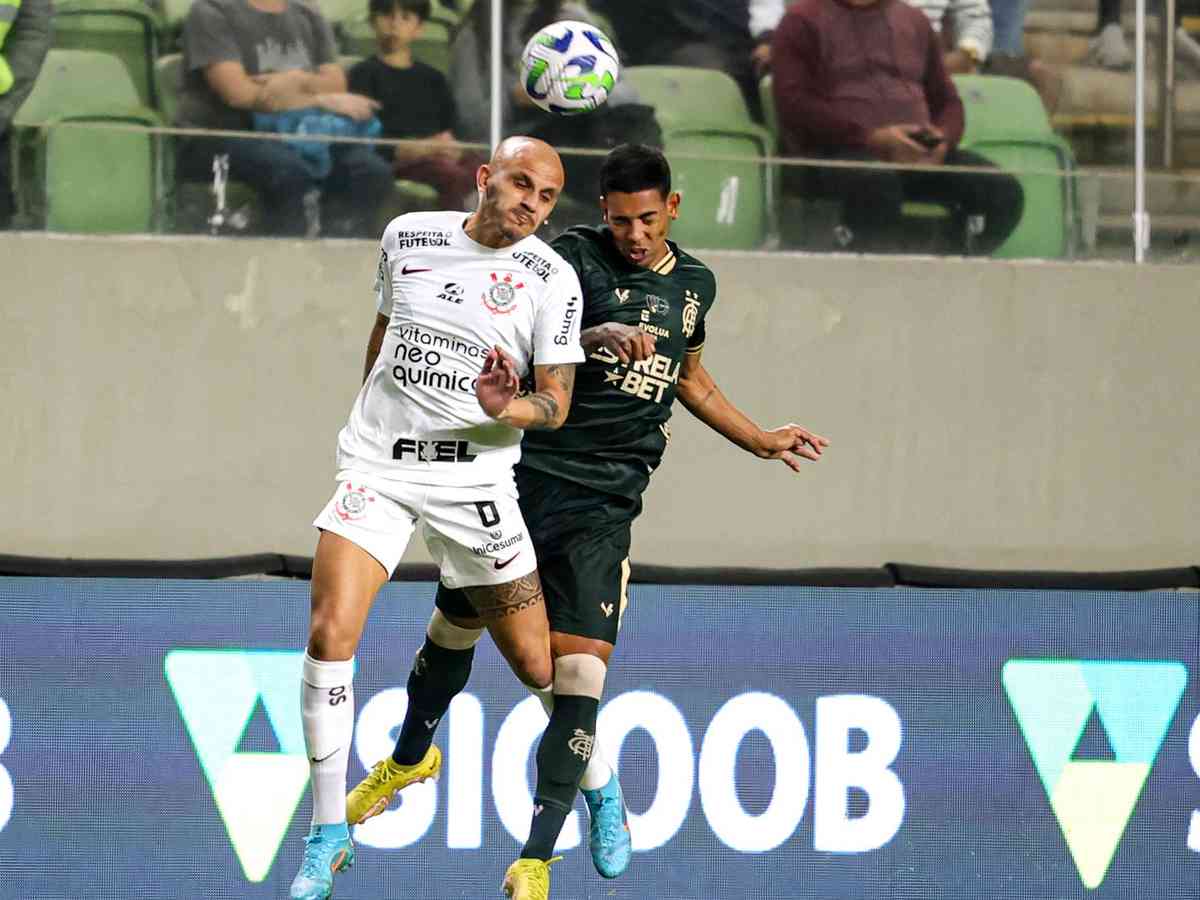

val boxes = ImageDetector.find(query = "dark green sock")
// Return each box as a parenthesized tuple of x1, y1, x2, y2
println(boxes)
(391, 638, 474, 765)
(521, 694, 599, 859)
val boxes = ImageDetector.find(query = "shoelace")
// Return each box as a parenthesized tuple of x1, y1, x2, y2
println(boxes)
(590, 796, 625, 846)
(300, 835, 327, 879)
(363, 761, 396, 789)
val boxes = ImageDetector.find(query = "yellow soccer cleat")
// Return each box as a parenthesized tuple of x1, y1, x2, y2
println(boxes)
(502, 856, 562, 900)
(345, 746, 441, 825)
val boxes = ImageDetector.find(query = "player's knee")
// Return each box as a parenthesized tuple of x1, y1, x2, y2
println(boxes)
(307, 610, 360, 661)
(509, 645, 553, 691)
(552, 653, 607, 699)
(427, 609, 483, 651)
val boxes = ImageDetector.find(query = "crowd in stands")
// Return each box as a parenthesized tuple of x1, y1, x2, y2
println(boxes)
(4, 0, 1197, 252)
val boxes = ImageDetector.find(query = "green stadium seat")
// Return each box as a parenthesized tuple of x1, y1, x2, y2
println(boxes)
(160, 0, 193, 51)
(52, 0, 165, 109)
(153, 52, 263, 233)
(154, 51, 183, 126)
(623, 66, 772, 251)
(12, 49, 164, 232)
(953, 74, 1079, 259)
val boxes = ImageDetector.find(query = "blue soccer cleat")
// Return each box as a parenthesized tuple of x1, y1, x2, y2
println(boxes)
(581, 772, 632, 878)
(289, 822, 355, 900)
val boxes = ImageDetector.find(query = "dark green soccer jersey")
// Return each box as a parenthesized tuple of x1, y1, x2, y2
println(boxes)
(519, 225, 716, 501)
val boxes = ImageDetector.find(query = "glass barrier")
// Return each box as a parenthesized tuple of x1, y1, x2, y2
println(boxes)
(6, 0, 1200, 261)
(9, 122, 1200, 262)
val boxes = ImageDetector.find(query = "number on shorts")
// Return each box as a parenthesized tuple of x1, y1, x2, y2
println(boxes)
(474, 501, 501, 528)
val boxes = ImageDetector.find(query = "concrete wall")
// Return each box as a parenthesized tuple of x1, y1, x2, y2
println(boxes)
(1, 232, 1196, 569)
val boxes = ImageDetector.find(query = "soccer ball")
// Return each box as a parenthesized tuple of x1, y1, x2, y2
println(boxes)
(519, 20, 620, 115)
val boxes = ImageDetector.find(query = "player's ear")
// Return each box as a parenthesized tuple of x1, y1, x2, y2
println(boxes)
(599, 196, 608, 222)
(666, 191, 681, 220)
(475, 163, 491, 193)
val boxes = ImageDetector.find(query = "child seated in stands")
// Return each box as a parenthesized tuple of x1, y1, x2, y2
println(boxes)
(348, 0, 477, 210)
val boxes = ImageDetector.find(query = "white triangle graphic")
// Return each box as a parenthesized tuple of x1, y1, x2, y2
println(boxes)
(214, 753, 311, 882)
(1051, 761, 1150, 889)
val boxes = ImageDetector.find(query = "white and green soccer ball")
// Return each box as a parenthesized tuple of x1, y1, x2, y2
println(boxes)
(519, 19, 620, 115)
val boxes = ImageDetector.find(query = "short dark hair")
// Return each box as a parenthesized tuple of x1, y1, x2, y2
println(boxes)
(599, 144, 672, 198)
(368, 0, 430, 21)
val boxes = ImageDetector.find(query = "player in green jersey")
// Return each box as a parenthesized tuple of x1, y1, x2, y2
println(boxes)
(346, 144, 829, 900)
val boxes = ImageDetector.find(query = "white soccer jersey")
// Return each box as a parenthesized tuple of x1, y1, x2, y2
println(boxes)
(336, 210, 585, 487)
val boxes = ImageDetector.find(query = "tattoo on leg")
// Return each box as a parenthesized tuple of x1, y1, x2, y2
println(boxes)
(466, 575, 545, 621)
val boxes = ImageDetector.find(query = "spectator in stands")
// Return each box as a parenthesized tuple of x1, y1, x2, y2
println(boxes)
(348, 0, 476, 210)
(0, 0, 51, 228)
(772, 0, 1024, 255)
(596, 0, 765, 120)
(176, 0, 394, 237)
(1087, 0, 1200, 72)
(752, 0, 992, 75)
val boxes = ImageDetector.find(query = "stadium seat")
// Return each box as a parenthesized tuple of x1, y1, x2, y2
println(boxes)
(52, 0, 165, 109)
(11, 49, 164, 232)
(953, 74, 1080, 259)
(623, 66, 772, 250)
(159, 0, 192, 50)
(154, 52, 183, 126)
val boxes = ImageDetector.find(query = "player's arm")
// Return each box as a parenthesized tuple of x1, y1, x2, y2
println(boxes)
(363, 312, 389, 383)
(476, 348, 575, 431)
(676, 349, 829, 472)
(580, 323, 656, 364)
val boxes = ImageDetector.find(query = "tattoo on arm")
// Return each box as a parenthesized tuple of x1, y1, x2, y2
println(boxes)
(545, 364, 575, 396)
(526, 392, 560, 428)
(523, 364, 574, 429)
(464, 574, 544, 621)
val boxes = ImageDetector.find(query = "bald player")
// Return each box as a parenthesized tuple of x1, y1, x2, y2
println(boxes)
(288, 137, 586, 900)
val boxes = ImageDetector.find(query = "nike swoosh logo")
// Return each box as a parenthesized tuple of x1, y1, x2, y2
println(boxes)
(310, 749, 339, 764)
(494, 552, 521, 570)
(402, 265, 432, 275)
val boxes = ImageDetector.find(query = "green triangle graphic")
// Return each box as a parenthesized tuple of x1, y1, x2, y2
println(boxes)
(1001, 660, 1093, 793)
(1003, 659, 1187, 889)
(1080, 662, 1186, 764)
(165, 649, 309, 882)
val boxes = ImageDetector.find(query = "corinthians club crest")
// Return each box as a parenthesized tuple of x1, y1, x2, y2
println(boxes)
(483, 272, 524, 315)
(335, 483, 374, 521)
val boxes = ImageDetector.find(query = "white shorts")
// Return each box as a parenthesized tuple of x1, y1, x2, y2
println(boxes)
(312, 472, 538, 588)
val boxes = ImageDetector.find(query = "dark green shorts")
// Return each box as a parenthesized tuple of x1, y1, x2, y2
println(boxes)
(435, 464, 640, 645)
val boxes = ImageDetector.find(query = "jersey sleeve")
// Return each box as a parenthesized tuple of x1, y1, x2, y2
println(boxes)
(374, 233, 393, 316)
(686, 270, 717, 354)
(532, 264, 586, 366)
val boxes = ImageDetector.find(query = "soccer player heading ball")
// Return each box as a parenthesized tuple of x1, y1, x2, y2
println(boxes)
(520, 19, 620, 114)
(348, 143, 830, 900)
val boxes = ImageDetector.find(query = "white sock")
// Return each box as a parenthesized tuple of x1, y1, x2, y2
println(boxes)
(302, 653, 355, 825)
(527, 680, 613, 791)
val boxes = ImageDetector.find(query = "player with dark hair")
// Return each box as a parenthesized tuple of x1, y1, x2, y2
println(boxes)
(347, 143, 829, 900)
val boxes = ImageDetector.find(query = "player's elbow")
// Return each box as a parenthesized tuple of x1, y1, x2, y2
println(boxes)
(676, 377, 703, 410)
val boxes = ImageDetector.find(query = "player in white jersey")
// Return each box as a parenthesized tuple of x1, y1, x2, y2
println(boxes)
(289, 137, 584, 900)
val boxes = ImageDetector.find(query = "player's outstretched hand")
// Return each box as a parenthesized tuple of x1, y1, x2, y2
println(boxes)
(757, 424, 830, 472)
(585, 322, 656, 364)
(476, 345, 520, 419)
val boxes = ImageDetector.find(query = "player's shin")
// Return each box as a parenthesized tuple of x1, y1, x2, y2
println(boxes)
(392, 610, 482, 765)
(527, 680, 613, 790)
(302, 653, 356, 825)
(522, 654, 606, 860)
